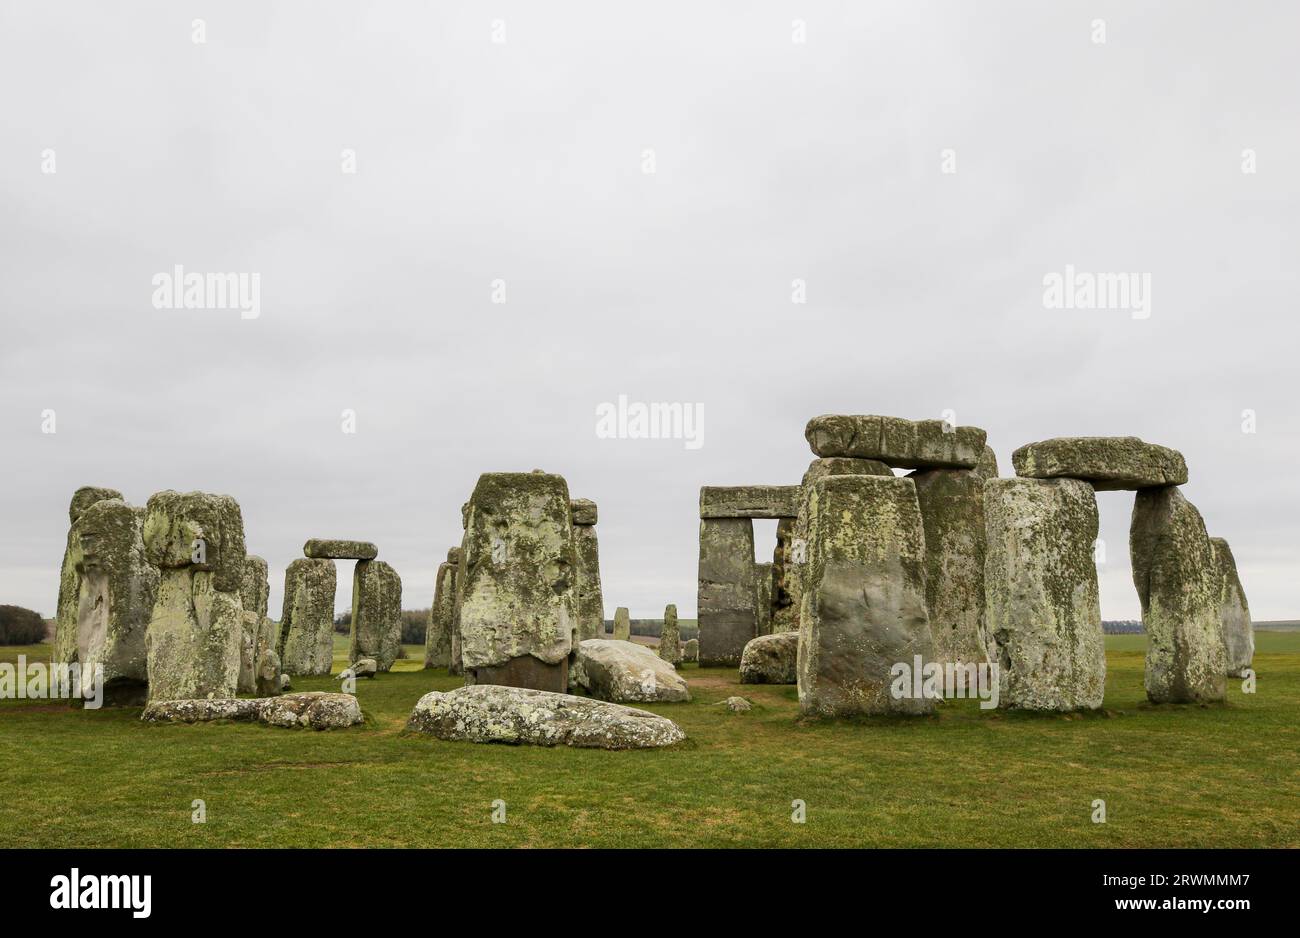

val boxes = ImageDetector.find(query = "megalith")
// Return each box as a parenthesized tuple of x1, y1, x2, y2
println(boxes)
(1131, 486, 1226, 703)
(770, 518, 798, 632)
(754, 562, 774, 636)
(797, 475, 935, 717)
(449, 543, 465, 677)
(238, 555, 270, 694)
(1210, 537, 1253, 678)
(804, 414, 986, 469)
(304, 539, 378, 560)
(142, 491, 247, 702)
(910, 468, 988, 667)
(697, 518, 755, 667)
(571, 498, 605, 644)
(279, 558, 337, 676)
(682, 638, 698, 663)
(424, 548, 458, 669)
(659, 603, 681, 665)
(613, 606, 631, 641)
(55, 485, 125, 667)
(349, 560, 402, 672)
(1012, 436, 1187, 491)
(459, 471, 577, 692)
(984, 478, 1105, 711)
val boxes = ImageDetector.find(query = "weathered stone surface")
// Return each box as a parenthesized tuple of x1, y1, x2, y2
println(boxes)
(349, 560, 402, 671)
(797, 475, 936, 717)
(240, 555, 270, 618)
(570, 498, 598, 526)
(424, 559, 457, 669)
(910, 469, 988, 667)
(1210, 538, 1253, 678)
(278, 558, 337, 676)
(279, 673, 292, 692)
(975, 445, 999, 480)
(449, 539, 466, 677)
(408, 685, 685, 749)
(1131, 487, 1226, 703)
(69, 486, 124, 524)
(699, 485, 801, 519)
(573, 523, 605, 643)
(1013, 437, 1187, 491)
(146, 569, 243, 702)
(142, 490, 246, 593)
(573, 639, 691, 703)
(254, 614, 281, 697)
(697, 518, 756, 667)
(346, 657, 378, 678)
(304, 539, 378, 560)
(740, 631, 798, 684)
(754, 562, 774, 636)
(658, 603, 681, 665)
(460, 472, 577, 691)
(771, 518, 798, 632)
(142, 692, 362, 729)
(805, 415, 986, 469)
(722, 695, 752, 713)
(237, 555, 270, 694)
(682, 638, 698, 662)
(54, 497, 159, 705)
(612, 606, 631, 641)
(984, 478, 1105, 711)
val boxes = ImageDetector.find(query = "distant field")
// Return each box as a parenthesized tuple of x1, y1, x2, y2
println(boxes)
(1, 633, 1296, 848)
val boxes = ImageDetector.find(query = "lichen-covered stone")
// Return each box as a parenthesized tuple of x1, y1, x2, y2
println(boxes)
(739, 630, 798, 684)
(142, 692, 362, 729)
(1013, 437, 1187, 491)
(722, 695, 752, 713)
(278, 558, 337, 676)
(570, 498, 598, 526)
(573, 638, 691, 703)
(1210, 538, 1253, 678)
(770, 518, 798, 632)
(698, 485, 801, 519)
(658, 603, 681, 665)
(798, 475, 936, 717)
(303, 539, 378, 561)
(237, 555, 270, 694)
(142, 490, 247, 593)
(146, 569, 243, 702)
(68, 486, 124, 524)
(975, 445, 999, 480)
(449, 540, 466, 677)
(804, 415, 986, 469)
(423, 558, 457, 669)
(254, 614, 281, 697)
(573, 523, 605, 643)
(910, 468, 988, 667)
(1131, 487, 1226, 703)
(984, 478, 1105, 711)
(612, 606, 631, 641)
(345, 657, 377, 679)
(697, 518, 755, 666)
(459, 472, 577, 691)
(682, 638, 698, 662)
(349, 560, 402, 671)
(407, 685, 685, 749)
(754, 562, 774, 636)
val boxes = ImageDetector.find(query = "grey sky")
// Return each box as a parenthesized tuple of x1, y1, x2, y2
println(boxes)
(2, 1, 1297, 622)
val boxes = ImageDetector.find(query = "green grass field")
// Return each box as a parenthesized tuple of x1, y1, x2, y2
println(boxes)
(2, 633, 1296, 848)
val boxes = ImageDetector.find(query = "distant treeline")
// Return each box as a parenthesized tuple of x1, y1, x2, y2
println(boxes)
(1102, 620, 1143, 634)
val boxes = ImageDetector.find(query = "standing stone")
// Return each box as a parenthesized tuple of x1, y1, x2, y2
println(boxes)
(682, 638, 698, 663)
(771, 518, 798, 632)
(424, 549, 458, 669)
(571, 499, 605, 644)
(238, 555, 270, 694)
(279, 558, 337, 676)
(142, 491, 247, 702)
(910, 468, 988, 667)
(253, 614, 282, 697)
(55, 486, 124, 666)
(1210, 538, 1253, 678)
(459, 472, 577, 692)
(449, 543, 465, 677)
(659, 603, 681, 665)
(349, 560, 402, 672)
(797, 475, 936, 717)
(697, 518, 755, 667)
(613, 607, 631, 642)
(754, 562, 774, 636)
(1131, 487, 1226, 703)
(984, 478, 1105, 711)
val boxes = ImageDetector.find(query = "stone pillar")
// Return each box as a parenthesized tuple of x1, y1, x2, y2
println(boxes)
(142, 491, 247, 702)
(797, 475, 935, 717)
(55, 486, 124, 667)
(659, 603, 681, 665)
(279, 558, 337, 676)
(984, 478, 1105, 711)
(770, 518, 798, 632)
(571, 499, 605, 644)
(754, 562, 774, 636)
(424, 548, 458, 669)
(1210, 537, 1253, 678)
(697, 518, 756, 667)
(350, 560, 402, 671)
(1131, 486, 1226, 703)
(613, 606, 631, 641)
(450, 516, 466, 677)
(238, 555, 270, 694)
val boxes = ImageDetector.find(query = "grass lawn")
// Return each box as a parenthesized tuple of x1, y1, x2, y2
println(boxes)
(1, 633, 1296, 848)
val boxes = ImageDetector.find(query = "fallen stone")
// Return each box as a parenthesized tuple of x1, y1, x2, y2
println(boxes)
(573, 638, 690, 703)
(739, 631, 798, 684)
(570, 498, 598, 526)
(658, 603, 681, 665)
(423, 557, 457, 669)
(722, 696, 752, 713)
(1131, 487, 1226, 703)
(984, 478, 1105, 711)
(278, 558, 337, 676)
(1210, 537, 1253, 678)
(804, 415, 986, 469)
(612, 606, 631, 641)
(1012, 437, 1187, 491)
(407, 685, 685, 749)
(142, 692, 363, 730)
(344, 657, 377, 679)
(697, 518, 756, 666)
(303, 539, 378, 560)
(349, 560, 402, 671)
(699, 485, 801, 519)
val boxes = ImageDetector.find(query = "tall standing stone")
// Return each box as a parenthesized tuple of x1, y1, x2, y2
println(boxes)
(279, 558, 337, 676)
(697, 518, 755, 667)
(770, 518, 798, 632)
(1210, 537, 1253, 678)
(754, 562, 774, 636)
(350, 560, 402, 671)
(613, 606, 631, 641)
(571, 499, 605, 643)
(984, 478, 1105, 711)
(238, 555, 270, 694)
(142, 491, 247, 702)
(55, 486, 125, 667)
(797, 475, 935, 717)
(910, 468, 988, 667)
(459, 472, 577, 692)
(1131, 486, 1226, 703)
(424, 548, 458, 669)
(659, 603, 681, 665)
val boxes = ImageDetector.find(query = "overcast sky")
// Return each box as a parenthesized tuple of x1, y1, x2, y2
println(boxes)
(2, 1, 1297, 623)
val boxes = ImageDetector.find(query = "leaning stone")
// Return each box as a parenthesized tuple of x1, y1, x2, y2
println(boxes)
(1131, 487, 1226, 703)
(349, 560, 402, 671)
(740, 631, 798, 684)
(237, 555, 270, 694)
(304, 539, 378, 561)
(798, 475, 936, 717)
(423, 558, 457, 669)
(570, 498, 598, 526)
(278, 558, 337, 676)
(682, 638, 699, 663)
(1210, 538, 1253, 678)
(699, 485, 801, 519)
(697, 518, 756, 666)
(658, 603, 681, 665)
(142, 490, 246, 593)
(754, 562, 774, 636)
(407, 685, 685, 749)
(573, 639, 691, 703)
(612, 606, 631, 641)
(984, 478, 1105, 710)
(258, 692, 364, 729)
(573, 517, 605, 643)
(804, 415, 986, 469)
(1012, 437, 1188, 491)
